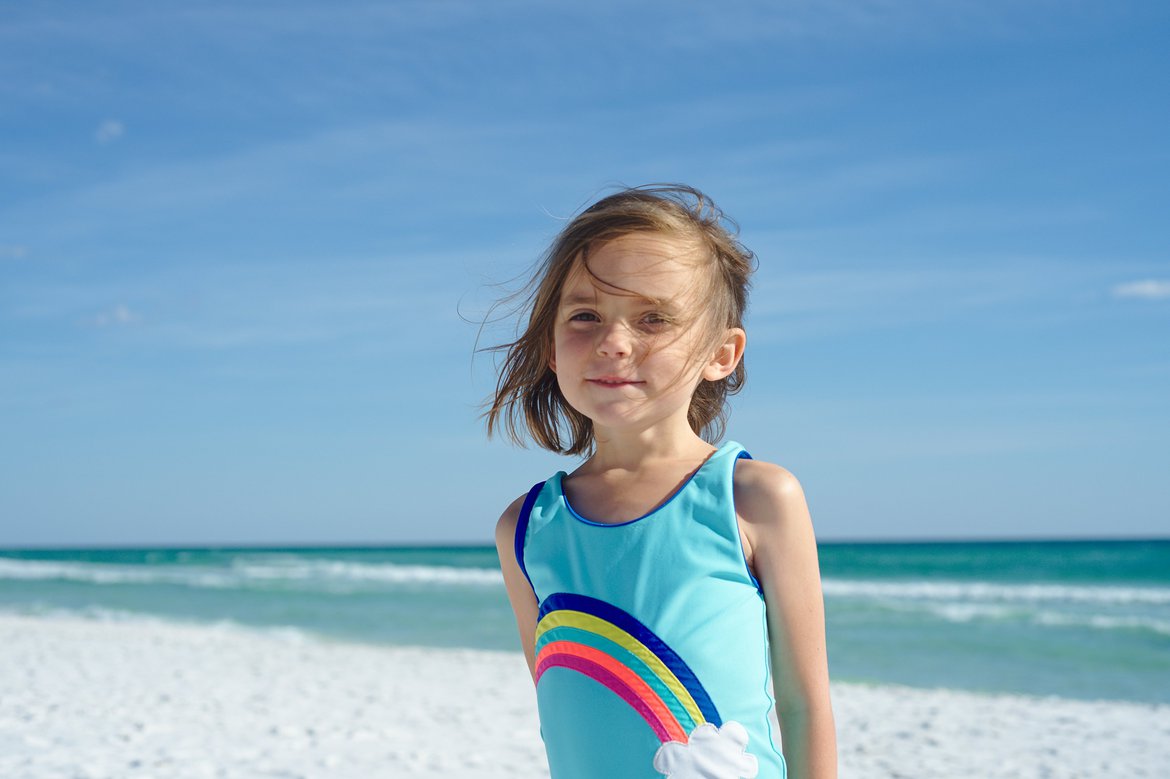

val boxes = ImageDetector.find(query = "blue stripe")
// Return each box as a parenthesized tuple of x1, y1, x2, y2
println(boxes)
(513, 481, 544, 597)
(537, 591, 722, 726)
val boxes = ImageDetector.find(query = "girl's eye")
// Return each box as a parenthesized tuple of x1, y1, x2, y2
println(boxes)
(641, 313, 670, 326)
(568, 311, 599, 322)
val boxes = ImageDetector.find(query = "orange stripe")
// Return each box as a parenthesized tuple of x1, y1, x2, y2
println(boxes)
(536, 640, 688, 743)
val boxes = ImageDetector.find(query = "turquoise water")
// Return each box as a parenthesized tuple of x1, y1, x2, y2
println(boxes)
(2, 540, 1167, 704)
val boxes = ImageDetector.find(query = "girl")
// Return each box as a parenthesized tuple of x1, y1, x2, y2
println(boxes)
(488, 185, 836, 779)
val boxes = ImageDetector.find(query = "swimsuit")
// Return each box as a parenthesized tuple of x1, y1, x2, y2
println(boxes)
(515, 440, 786, 779)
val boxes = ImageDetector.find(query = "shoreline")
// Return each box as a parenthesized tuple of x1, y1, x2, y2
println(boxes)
(3, 614, 1168, 778)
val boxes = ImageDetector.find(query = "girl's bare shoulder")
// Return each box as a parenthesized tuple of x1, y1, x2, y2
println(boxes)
(732, 457, 812, 534)
(732, 457, 821, 590)
(494, 491, 531, 546)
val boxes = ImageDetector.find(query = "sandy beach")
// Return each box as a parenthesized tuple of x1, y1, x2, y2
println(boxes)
(2, 614, 1167, 779)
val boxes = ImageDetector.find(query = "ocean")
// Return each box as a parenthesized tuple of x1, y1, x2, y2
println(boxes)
(2, 540, 1167, 705)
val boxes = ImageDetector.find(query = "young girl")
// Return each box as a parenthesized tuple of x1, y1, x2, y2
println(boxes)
(488, 185, 836, 779)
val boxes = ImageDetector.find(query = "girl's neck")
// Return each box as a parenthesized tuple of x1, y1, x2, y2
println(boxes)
(585, 422, 713, 474)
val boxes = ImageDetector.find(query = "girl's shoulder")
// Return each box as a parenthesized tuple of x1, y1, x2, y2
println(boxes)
(731, 456, 813, 538)
(731, 456, 821, 594)
(494, 490, 532, 549)
(733, 456, 803, 502)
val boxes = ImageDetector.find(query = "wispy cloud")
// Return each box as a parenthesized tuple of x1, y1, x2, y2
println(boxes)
(14, 247, 474, 355)
(644, 0, 1107, 50)
(1111, 279, 1170, 300)
(5, 117, 522, 241)
(743, 257, 1160, 343)
(0, 245, 28, 260)
(89, 303, 139, 327)
(95, 119, 125, 144)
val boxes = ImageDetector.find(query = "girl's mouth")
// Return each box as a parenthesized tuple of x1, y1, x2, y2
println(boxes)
(588, 377, 643, 387)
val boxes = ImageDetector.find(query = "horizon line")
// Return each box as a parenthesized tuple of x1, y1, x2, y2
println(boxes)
(2, 535, 1168, 553)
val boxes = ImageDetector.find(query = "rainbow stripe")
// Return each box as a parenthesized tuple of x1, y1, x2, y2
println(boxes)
(534, 592, 721, 744)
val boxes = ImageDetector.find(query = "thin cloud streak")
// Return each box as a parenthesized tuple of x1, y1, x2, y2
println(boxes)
(88, 303, 139, 328)
(1112, 279, 1170, 300)
(94, 120, 124, 144)
(745, 258, 1141, 342)
(4, 248, 500, 360)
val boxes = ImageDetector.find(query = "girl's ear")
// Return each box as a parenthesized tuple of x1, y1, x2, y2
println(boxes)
(548, 345, 557, 373)
(702, 328, 746, 382)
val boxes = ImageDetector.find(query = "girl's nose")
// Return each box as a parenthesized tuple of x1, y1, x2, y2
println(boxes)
(596, 322, 632, 358)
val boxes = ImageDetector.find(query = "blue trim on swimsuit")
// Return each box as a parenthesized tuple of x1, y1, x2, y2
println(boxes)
(514, 480, 544, 596)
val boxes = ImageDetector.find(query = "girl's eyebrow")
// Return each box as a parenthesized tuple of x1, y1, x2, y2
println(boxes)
(560, 292, 598, 307)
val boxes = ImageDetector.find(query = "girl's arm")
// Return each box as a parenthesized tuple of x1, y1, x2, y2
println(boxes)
(735, 461, 837, 779)
(496, 494, 540, 682)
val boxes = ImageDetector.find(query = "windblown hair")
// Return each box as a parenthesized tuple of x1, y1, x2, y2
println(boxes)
(483, 184, 756, 456)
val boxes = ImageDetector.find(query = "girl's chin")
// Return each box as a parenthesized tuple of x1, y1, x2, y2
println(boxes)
(584, 406, 693, 432)
(577, 407, 647, 429)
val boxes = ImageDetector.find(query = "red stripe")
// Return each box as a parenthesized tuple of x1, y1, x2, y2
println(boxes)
(535, 640, 687, 743)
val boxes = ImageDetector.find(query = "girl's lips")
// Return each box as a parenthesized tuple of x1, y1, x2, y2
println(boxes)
(587, 377, 643, 386)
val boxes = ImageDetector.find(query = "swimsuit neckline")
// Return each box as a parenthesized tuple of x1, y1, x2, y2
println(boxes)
(556, 441, 738, 528)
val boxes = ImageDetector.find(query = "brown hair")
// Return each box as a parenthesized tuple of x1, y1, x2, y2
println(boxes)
(483, 184, 755, 456)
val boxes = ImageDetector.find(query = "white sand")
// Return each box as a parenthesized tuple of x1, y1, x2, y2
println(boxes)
(2, 614, 1167, 778)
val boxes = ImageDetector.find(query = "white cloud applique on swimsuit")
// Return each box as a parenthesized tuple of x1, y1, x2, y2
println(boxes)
(654, 721, 760, 779)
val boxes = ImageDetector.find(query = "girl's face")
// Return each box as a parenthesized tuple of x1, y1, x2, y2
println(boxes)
(550, 232, 731, 437)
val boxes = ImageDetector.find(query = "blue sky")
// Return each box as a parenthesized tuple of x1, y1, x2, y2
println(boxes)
(2, 1, 1167, 545)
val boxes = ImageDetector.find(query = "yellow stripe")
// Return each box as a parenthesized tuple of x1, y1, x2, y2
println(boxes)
(535, 609, 705, 726)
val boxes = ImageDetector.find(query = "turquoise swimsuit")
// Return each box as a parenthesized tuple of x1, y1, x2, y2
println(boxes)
(515, 441, 787, 779)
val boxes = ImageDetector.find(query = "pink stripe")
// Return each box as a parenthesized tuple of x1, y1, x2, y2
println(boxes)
(539, 653, 671, 742)
(536, 641, 688, 742)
